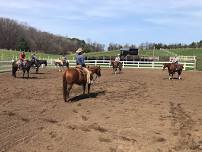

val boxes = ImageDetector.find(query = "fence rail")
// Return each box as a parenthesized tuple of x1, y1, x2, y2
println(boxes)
(0, 59, 195, 73)
(42, 59, 196, 71)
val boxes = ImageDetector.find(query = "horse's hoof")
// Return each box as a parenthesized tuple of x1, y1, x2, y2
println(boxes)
(64, 99, 70, 102)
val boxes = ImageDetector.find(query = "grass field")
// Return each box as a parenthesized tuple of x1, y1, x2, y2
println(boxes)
(0, 49, 62, 60)
(1, 48, 202, 70)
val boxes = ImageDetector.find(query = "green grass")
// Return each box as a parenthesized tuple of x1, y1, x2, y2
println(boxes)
(139, 48, 202, 57)
(0, 49, 62, 60)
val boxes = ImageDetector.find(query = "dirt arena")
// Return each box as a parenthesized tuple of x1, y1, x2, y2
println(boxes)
(0, 68, 202, 152)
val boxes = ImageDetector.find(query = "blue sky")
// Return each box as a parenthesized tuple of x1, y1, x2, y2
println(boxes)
(1, 0, 202, 46)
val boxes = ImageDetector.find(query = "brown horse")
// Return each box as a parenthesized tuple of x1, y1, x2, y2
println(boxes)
(163, 63, 184, 80)
(111, 61, 122, 74)
(63, 66, 101, 102)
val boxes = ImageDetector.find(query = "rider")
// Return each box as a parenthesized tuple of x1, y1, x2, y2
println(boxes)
(114, 54, 121, 67)
(172, 56, 179, 70)
(19, 51, 26, 69)
(31, 53, 38, 61)
(115, 54, 120, 62)
(61, 55, 67, 64)
(75, 48, 92, 84)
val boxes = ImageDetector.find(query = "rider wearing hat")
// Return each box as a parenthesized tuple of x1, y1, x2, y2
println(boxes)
(75, 48, 92, 84)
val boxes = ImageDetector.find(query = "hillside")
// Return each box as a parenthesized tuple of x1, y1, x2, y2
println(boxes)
(0, 17, 104, 54)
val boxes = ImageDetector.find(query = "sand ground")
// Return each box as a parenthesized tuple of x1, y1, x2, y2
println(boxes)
(0, 68, 202, 152)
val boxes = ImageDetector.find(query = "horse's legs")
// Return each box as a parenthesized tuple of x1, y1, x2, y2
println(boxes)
(23, 69, 25, 78)
(87, 84, 91, 94)
(66, 84, 73, 102)
(63, 83, 73, 102)
(83, 84, 86, 94)
(178, 71, 182, 80)
(27, 69, 30, 78)
(36, 66, 39, 73)
(169, 74, 172, 80)
(12, 66, 17, 77)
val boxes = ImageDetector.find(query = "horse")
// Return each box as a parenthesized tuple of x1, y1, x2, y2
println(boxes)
(63, 66, 101, 102)
(32, 59, 47, 73)
(12, 60, 36, 78)
(111, 61, 122, 74)
(54, 59, 69, 72)
(163, 63, 184, 80)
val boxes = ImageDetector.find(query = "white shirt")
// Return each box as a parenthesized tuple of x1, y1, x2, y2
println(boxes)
(172, 57, 179, 63)
(115, 57, 120, 62)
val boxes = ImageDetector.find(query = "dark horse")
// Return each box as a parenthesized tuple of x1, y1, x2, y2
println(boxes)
(33, 59, 48, 73)
(111, 61, 122, 74)
(163, 63, 184, 80)
(63, 66, 101, 102)
(54, 59, 69, 72)
(12, 60, 35, 78)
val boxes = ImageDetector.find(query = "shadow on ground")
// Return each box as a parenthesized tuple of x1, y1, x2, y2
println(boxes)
(67, 90, 106, 102)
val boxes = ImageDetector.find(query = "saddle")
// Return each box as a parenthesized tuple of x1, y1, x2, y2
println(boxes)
(75, 66, 86, 81)
(16, 60, 27, 69)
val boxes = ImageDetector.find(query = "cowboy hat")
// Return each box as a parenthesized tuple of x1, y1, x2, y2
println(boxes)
(76, 48, 83, 53)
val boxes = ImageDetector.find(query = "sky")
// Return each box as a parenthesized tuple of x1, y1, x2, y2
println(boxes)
(1, 0, 202, 46)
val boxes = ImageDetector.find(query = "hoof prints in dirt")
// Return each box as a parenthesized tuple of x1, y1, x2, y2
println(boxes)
(96, 79, 149, 102)
(169, 102, 201, 151)
(67, 123, 108, 133)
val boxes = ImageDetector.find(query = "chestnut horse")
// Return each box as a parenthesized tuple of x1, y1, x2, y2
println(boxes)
(111, 61, 122, 74)
(63, 66, 101, 102)
(163, 63, 184, 80)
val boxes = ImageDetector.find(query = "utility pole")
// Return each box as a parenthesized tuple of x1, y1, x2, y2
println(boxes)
(153, 46, 155, 58)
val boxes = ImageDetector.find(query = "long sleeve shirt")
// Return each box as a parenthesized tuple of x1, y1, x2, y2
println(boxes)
(76, 54, 85, 66)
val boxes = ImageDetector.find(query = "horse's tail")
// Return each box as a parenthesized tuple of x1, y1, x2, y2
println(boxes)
(66, 62, 69, 69)
(12, 61, 17, 77)
(63, 71, 68, 102)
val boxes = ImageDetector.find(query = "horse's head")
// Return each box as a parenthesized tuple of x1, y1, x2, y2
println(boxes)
(89, 66, 101, 77)
(179, 64, 184, 70)
(163, 63, 169, 70)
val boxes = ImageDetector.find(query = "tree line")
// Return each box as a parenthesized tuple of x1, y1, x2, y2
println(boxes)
(0, 17, 105, 54)
(107, 41, 202, 51)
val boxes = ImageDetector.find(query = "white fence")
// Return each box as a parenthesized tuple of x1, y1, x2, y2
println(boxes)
(169, 56, 196, 62)
(0, 60, 13, 72)
(47, 59, 195, 70)
(0, 59, 196, 73)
